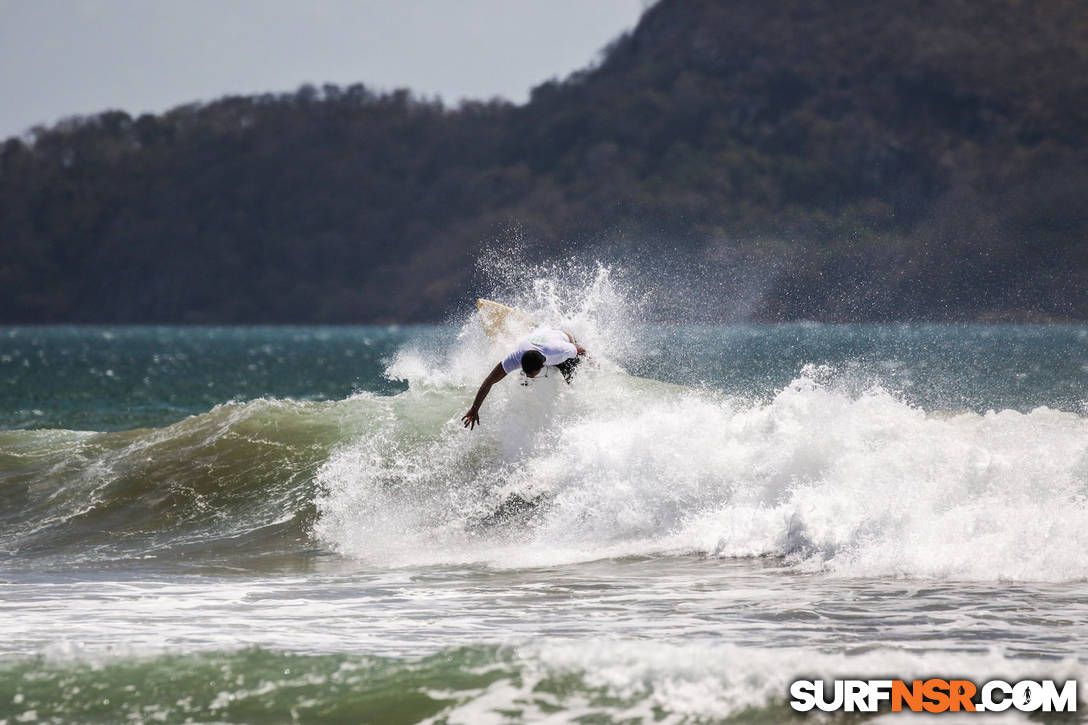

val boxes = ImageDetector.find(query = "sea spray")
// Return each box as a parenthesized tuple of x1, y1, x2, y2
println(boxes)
(315, 361, 1088, 580)
(316, 263, 1088, 580)
(2, 265, 1085, 579)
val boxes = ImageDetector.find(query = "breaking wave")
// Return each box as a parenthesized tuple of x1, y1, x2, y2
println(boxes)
(315, 361, 1088, 580)
(3, 265, 1086, 581)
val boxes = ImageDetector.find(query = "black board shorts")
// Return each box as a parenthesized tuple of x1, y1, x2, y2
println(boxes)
(556, 356, 581, 383)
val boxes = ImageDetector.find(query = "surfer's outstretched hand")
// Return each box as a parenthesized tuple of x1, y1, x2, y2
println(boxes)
(462, 408, 481, 430)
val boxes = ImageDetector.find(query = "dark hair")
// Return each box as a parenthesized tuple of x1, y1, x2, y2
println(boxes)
(521, 350, 546, 375)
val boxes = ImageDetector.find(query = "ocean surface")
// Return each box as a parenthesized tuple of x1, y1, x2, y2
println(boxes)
(2, 276, 1087, 723)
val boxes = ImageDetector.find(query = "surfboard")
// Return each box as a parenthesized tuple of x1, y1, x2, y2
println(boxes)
(476, 298, 535, 339)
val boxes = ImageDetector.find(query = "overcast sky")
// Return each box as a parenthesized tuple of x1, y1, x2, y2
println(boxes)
(0, 0, 646, 140)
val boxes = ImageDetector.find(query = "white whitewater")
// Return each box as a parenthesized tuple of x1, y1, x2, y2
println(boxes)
(315, 265, 1088, 581)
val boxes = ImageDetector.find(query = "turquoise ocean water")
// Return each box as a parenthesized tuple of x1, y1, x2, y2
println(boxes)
(2, 275, 1087, 722)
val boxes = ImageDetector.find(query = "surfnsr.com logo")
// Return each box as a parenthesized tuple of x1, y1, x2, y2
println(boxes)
(789, 679, 1078, 714)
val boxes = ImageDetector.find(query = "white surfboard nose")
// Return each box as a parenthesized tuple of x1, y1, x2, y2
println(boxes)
(476, 298, 535, 339)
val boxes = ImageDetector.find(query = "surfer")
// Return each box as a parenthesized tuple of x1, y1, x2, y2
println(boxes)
(462, 327, 586, 429)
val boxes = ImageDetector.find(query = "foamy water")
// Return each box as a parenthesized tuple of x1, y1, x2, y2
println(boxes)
(2, 265, 1087, 723)
(317, 274, 1088, 581)
(315, 368, 1088, 581)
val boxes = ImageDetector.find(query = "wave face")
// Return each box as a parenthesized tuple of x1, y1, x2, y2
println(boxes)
(0, 396, 388, 567)
(2, 266, 1086, 579)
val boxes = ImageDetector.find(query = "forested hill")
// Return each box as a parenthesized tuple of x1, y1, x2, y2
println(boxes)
(2, 0, 1086, 323)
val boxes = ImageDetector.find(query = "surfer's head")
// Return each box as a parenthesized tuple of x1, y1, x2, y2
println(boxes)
(521, 350, 546, 377)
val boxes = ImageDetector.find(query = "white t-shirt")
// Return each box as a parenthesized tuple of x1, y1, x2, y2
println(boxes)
(501, 327, 578, 374)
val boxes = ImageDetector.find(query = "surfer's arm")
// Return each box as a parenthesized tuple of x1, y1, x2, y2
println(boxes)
(462, 363, 507, 429)
(559, 332, 586, 357)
